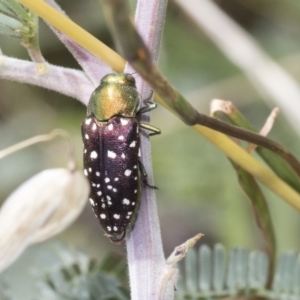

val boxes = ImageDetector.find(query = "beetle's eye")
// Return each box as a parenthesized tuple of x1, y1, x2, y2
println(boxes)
(125, 74, 135, 85)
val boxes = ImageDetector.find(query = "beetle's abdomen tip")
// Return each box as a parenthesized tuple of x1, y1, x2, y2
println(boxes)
(107, 231, 126, 244)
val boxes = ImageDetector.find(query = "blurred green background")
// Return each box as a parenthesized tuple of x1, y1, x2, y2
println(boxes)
(1, 0, 300, 297)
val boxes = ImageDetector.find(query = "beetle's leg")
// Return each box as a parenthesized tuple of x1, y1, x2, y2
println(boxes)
(138, 160, 158, 189)
(140, 123, 161, 136)
(137, 93, 160, 136)
(137, 101, 157, 115)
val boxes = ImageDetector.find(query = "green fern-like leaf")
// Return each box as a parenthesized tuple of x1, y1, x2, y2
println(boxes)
(177, 244, 300, 300)
(35, 246, 129, 300)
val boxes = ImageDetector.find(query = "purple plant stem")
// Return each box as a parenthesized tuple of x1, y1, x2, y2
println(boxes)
(45, 0, 113, 85)
(124, 0, 169, 299)
(0, 55, 93, 105)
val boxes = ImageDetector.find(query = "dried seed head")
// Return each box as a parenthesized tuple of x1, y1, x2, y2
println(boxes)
(0, 168, 89, 273)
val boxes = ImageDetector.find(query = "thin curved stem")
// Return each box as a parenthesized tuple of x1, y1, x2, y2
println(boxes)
(197, 113, 300, 179)
(0, 129, 76, 171)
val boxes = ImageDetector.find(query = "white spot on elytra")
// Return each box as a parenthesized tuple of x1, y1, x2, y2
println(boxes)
(114, 177, 119, 181)
(92, 123, 97, 131)
(138, 148, 141, 157)
(133, 165, 137, 169)
(101, 198, 104, 202)
(128, 212, 133, 215)
(107, 185, 112, 189)
(113, 214, 120, 219)
(134, 189, 137, 194)
(121, 118, 129, 126)
(85, 134, 89, 140)
(85, 118, 91, 125)
(107, 150, 116, 159)
(121, 153, 125, 159)
(107, 196, 111, 201)
(105, 178, 110, 183)
(89, 198, 95, 206)
(124, 169, 132, 176)
(108, 201, 112, 206)
(113, 188, 117, 192)
(84, 149, 87, 154)
(84, 169, 88, 176)
(113, 226, 118, 231)
(97, 191, 102, 196)
(108, 123, 113, 130)
(102, 204, 105, 208)
(107, 226, 112, 231)
(126, 216, 130, 219)
(134, 177, 137, 180)
(118, 135, 124, 141)
(123, 198, 130, 205)
(88, 168, 92, 173)
(96, 172, 100, 177)
(90, 151, 98, 159)
(129, 141, 137, 147)
(92, 182, 96, 187)
(100, 214, 106, 219)
(132, 202, 135, 205)
(96, 184, 100, 188)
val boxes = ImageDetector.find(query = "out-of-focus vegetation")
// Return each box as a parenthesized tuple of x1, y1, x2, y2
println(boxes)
(1, 0, 300, 298)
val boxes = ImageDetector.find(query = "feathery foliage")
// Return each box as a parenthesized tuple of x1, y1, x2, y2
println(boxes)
(178, 244, 300, 300)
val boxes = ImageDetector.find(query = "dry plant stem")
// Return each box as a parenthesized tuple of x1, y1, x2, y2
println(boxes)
(159, 234, 203, 299)
(0, 128, 77, 170)
(0, 129, 70, 160)
(247, 108, 279, 153)
(259, 108, 280, 138)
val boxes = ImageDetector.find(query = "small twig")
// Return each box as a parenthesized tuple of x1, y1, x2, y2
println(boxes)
(197, 114, 300, 179)
(158, 234, 203, 299)
(259, 108, 280, 137)
(0, 129, 76, 171)
(247, 107, 279, 153)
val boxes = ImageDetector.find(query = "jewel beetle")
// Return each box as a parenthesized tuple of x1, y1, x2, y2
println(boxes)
(81, 73, 160, 243)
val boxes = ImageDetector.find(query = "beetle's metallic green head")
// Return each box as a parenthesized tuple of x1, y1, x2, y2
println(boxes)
(87, 73, 141, 121)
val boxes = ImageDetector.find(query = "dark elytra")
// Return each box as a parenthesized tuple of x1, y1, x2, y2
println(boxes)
(82, 116, 141, 243)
